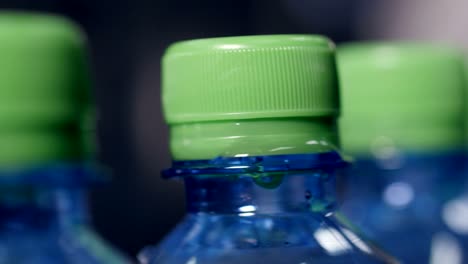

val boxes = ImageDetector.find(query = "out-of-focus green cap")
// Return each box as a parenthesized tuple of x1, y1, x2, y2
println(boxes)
(162, 35, 341, 160)
(0, 12, 92, 167)
(338, 43, 466, 156)
(465, 59, 468, 145)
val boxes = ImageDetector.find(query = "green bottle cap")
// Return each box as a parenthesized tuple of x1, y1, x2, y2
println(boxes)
(162, 35, 340, 160)
(0, 12, 92, 167)
(338, 43, 466, 156)
(465, 60, 468, 145)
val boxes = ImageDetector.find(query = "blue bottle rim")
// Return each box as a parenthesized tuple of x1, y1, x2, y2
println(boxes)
(163, 151, 348, 179)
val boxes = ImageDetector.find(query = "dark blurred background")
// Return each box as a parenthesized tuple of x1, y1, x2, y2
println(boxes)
(0, 0, 466, 257)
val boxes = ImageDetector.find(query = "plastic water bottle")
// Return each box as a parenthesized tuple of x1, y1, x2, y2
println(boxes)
(0, 12, 131, 263)
(138, 35, 398, 264)
(338, 43, 468, 263)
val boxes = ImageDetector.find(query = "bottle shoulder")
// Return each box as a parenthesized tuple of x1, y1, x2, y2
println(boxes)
(0, 225, 132, 264)
(138, 213, 397, 264)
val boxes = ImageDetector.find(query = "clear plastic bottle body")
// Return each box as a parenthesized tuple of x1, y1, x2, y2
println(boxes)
(139, 153, 398, 264)
(0, 165, 131, 264)
(340, 152, 468, 263)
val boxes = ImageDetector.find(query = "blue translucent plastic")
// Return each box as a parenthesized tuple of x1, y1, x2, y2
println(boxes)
(138, 152, 398, 264)
(340, 152, 468, 263)
(0, 165, 131, 263)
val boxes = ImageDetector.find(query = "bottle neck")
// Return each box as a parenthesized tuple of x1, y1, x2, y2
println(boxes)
(184, 171, 337, 215)
(344, 151, 466, 202)
(0, 168, 91, 231)
(169, 117, 342, 215)
(0, 186, 89, 231)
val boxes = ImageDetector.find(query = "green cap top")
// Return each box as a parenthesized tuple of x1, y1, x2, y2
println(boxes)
(162, 35, 340, 160)
(163, 35, 338, 124)
(338, 43, 466, 155)
(0, 12, 91, 167)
